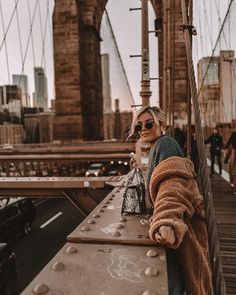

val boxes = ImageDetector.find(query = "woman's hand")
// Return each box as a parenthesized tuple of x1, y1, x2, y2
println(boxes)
(154, 225, 176, 246)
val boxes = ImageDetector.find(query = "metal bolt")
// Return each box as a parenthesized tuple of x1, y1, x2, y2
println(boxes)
(87, 219, 95, 224)
(114, 223, 124, 229)
(122, 212, 128, 216)
(92, 214, 100, 218)
(112, 230, 121, 237)
(97, 209, 104, 213)
(51, 261, 65, 271)
(101, 204, 107, 208)
(33, 283, 49, 294)
(119, 217, 127, 222)
(146, 249, 158, 257)
(144, 267, 159, 276)
(66, 246, 78, 254)
(141, 290, 157, 295)
(80, 226, 89, 232)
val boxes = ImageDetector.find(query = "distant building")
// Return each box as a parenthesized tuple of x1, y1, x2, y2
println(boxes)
(198, 50, 236, 127)
(12, 74, 30, 107)
(33, 67, 48, 111)
(0, 85, 22, 119)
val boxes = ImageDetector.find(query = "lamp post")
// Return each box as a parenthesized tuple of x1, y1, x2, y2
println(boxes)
(139, 0, 151, 106)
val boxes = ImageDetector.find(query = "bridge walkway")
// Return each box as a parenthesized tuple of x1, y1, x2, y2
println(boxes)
(210, 175, 236, 295)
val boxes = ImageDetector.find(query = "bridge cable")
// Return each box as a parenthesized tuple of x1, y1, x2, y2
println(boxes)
(104, 9, 135, 110)
(181, 1, 226, 294)
(14, 0, 24, 69)
(0, 0, 11, 83)
(37, 0, 47, 71)
(197, 0, 234, 97)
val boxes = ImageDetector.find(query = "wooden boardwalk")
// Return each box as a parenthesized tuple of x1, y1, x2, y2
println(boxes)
(211, 175, 236, 294)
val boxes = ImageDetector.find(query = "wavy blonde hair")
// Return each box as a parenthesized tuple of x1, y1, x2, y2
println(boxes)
(127, 106, 166, 141)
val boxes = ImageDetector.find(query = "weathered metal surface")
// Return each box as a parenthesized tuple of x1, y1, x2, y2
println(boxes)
(21, 242, 167, 295)
(0, 176, 125, 198)
(68, 187, 155, 246)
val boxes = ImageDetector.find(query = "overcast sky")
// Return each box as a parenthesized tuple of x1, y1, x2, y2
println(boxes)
(0, 0, 234, 109)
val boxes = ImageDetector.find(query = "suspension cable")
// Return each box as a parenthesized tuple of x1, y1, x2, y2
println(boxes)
(0, 0, 11, 83)
(181, 1, 226, 294)
(104, 8, 135, 109)
(14, 0, 24, 67)
(27, 0, 36, 67)
(37, 0, 47, 71)
(198, 0, 234, 96)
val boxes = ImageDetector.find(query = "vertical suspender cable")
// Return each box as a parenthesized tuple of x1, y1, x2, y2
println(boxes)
(27, 0, 36, 67)
(14, 0, 24, 67)
(0, 0, 11, 83)
(37, 0, 47, 71)
(180, 0, 226, 294)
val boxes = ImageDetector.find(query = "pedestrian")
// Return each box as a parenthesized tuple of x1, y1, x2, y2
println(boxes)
(127, 106, 213, 295)
(205, 127, 223, 176)
(224, 131, 236, 188)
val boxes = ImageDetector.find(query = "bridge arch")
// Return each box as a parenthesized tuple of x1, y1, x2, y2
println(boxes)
(53, 0, 187, 142)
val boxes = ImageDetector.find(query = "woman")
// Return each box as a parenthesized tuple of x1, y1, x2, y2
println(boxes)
(128, 106, 213, 295)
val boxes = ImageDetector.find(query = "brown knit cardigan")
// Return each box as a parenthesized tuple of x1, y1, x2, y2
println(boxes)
(148, 156, 213, 295)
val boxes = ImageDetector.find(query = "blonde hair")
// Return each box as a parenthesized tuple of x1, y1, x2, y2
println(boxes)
(127, 106, 166, 141)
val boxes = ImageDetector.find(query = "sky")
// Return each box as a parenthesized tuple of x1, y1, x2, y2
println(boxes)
(0, 0, 235, 110)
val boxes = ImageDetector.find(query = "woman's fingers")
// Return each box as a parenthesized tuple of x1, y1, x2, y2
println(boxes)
(155, 226, 176, 245)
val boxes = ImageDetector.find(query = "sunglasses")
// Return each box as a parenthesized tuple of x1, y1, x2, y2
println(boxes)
(134, 121, 155, 132)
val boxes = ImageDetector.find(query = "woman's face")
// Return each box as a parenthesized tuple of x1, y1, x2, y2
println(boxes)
(136, 111, 163, 143)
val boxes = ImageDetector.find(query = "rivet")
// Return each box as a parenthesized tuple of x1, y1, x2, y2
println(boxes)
(87, 219, 95, 224)
(97, 209, 104, 213)
(122, 212, 128, 216)
(114, 223, 124, 229)
(105, 201, 110, 204)
(108, 197, 113, 201)
(92, 214, 100, 218)
(146, 249, 158, 257)
(144, 267, 159, 277)
(66, 246, 78, 254)
(119, 217, 127, 222)
(101, 204, 107, 208)
(80, 226, 89, 232)
(112, 230, 121, 237)
(51, 261, 65, 271)
(159, 255, 166, 262)
(33, 283, 49, 294)
(141, 290, 157, 295)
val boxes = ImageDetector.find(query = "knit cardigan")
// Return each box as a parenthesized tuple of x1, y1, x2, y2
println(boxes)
(149, 156, 213, 295)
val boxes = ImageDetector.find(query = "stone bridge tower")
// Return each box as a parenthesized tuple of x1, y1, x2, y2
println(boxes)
(52, 0, 189, 141)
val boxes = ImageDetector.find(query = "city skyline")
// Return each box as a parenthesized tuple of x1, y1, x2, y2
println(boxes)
(0, 0, 234, 110)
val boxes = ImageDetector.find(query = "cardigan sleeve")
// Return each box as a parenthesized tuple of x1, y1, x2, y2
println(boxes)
(149, 176, 196, 249)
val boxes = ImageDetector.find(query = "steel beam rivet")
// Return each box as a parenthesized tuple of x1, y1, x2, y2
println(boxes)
(105, 201, 110, 204)
(80, 226, 89, 231)
(122, 212, 128, 216)
(119, 217, 127, 222)
(66, 246, 78, 254)
(97, 209, 104, 213)
(114, 224, 124, 229)
(101, 204, 107, 208)
(92, 214, 100, 218)
(87, 219, 95, 224)
(108, 197, 113, 201)
(33, 283, 49, 294)
(146, 249, 158, 257)
(141, 290, 157, 295)
(112, 230, 121, 237)
(144, 267, 159, 277)
(52, 261, 65, 271)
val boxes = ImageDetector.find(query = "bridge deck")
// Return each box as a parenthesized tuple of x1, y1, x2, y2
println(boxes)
(210, 175, 236, 295)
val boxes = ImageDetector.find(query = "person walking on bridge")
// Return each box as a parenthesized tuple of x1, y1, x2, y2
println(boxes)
(128, 106, 213, 295)
(205, 127, 223, 176)
(224, 131, 236, 188)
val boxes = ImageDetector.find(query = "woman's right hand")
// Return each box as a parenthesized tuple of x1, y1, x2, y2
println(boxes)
(154, 225, 176, 246)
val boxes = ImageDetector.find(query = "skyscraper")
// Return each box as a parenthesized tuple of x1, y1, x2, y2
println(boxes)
(34, 67, 48, 111)
(12, 74, 29, 107)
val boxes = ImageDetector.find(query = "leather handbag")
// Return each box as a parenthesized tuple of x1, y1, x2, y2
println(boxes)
(121, 168, 146, 215)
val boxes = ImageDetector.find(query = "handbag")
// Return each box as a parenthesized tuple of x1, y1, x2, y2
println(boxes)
(121, 168, 146, 215)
